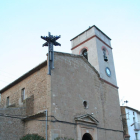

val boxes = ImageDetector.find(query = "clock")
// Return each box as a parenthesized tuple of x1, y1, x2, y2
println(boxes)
(105, 67, 111, 77)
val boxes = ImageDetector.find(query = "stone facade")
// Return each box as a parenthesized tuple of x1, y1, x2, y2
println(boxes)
(0, 107, 25, 140)
(0, 62, 48, 115)
(50, 52, 123, 140)
(0, 26, 123, 140)
(0, 61, 48, 139)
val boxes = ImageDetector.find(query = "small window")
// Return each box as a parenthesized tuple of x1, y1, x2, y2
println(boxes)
(133, 112, 135, 115)
(6, 96, 9, 107)
(82, 49, 88, 60)
(103, 48, 108, 62)
(21, 88, 25, 102)
(133, 117, 135, 123)
(83, 100, 88, 109)
(133, 117, 136, 129)
(135, 133, 138, 140)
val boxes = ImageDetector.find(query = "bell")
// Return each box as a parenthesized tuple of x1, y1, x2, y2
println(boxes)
(104, 56, 108, 62)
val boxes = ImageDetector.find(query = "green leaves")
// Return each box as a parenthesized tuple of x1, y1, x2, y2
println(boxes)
(54, 137, 74, 140)
(20, 134, 45, 140)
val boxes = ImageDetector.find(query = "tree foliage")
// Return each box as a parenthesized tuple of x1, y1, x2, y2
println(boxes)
(20, 134, 45, 140)
(54, 137, 74, 140)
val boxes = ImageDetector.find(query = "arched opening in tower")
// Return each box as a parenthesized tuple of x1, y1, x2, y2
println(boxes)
(82, 49, 88, 60)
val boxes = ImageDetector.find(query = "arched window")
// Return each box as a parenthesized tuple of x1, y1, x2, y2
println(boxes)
(103, 48, 108, 62)
(82, 49, 88, 60)
(83, 100, 88, 109)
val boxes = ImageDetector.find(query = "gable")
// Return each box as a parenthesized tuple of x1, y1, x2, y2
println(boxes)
(75, 114, 99, 125)
(54, 51, 100, 78)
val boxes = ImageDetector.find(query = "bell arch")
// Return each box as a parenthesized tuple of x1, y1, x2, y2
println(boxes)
(79, 47, 88, 60)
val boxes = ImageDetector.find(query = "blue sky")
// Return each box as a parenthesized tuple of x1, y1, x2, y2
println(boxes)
(0, 0, 140, 110)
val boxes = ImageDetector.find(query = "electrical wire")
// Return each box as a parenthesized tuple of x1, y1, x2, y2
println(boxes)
(0, 80, 10, 83)
(0, 73, 16, 79)
(0, 70, 18, 77)
(0, 113, 123, 133)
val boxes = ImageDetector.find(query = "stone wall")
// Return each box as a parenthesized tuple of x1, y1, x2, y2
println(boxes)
(0, 61, 49, 140)
(0, 107, 25, 140)
(50, 52, 123, 140)
(0, 65, 48, 115)
(24, 116, 46, 139)
(0, 51, 123, 140)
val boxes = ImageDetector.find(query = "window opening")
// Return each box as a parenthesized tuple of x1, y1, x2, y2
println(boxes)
(83, 100, 88, 108)
(133, 117, 136, 129)
(82, 49, 88, 60)
(21, 88, 25, 102)
(135, 133, 138, 140)
(103, 48, 108, 62)
(6, 96, 9, 107)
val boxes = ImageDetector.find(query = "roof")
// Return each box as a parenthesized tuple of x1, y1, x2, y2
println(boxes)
(0, 51, 100, 93)
(0, 60, 47, 93)
(70, 25, 111, 41)
(1, 51, 117, 93)
(121, 106, 140, 113)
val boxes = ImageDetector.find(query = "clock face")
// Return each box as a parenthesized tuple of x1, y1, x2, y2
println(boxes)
(105, 67, 111, 77)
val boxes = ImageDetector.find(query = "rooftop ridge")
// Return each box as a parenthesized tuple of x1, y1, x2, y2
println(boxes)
(70, 25, 111, 41)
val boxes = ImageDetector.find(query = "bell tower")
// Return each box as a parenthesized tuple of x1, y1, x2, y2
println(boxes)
(70, 25, 117, 87)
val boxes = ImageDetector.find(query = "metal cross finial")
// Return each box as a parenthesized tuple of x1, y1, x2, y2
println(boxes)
(41, 32, 61, 75)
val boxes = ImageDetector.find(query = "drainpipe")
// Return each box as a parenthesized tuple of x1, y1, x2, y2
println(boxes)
(46, 110, 48, 140)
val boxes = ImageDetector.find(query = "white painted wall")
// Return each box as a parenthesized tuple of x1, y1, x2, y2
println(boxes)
(71, 26, 117, 86)
(137, 113, 140, 123)
(125, 108, 140, 140)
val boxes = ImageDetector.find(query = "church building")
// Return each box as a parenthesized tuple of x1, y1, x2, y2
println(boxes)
(0, 25, 124, 140)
